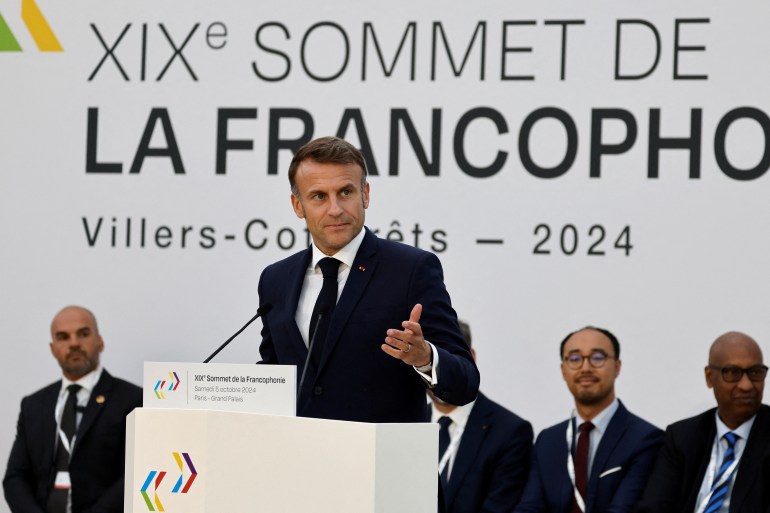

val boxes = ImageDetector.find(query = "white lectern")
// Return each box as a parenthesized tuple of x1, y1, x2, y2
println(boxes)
(125, 408, 438, 512)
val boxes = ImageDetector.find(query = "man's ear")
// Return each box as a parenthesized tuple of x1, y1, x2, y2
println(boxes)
(291, 194, 305, 219)
(362, 182, 370, 209)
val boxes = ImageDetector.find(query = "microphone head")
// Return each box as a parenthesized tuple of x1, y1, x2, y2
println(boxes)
(257, 303, 273, 316)
(318, 303, 332, 316)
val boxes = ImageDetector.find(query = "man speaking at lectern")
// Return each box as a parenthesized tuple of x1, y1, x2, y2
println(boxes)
(257, 136, 479, 422)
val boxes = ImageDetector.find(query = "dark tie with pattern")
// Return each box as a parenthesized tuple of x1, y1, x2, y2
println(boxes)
(309, 257, 341, 368)
(438, 416, 452, 485)
(571, 420, 594, 513)
(704, 431, 739, 513)
(47, 384, 81, 513)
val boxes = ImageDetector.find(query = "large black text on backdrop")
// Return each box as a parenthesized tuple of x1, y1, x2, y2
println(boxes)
(1, 2, 769, 505)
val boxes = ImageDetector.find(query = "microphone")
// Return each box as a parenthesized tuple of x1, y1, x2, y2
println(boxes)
(203, 303, 273, 363)
(297, 304, 330, 397)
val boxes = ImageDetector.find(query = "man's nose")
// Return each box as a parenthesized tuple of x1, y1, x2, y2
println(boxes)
(328, 197, 343, 215)
(736, 371, 754, 390)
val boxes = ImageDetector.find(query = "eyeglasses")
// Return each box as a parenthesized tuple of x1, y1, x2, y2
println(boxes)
(709, 364, 768, 383)
(562, 351, 614, 369)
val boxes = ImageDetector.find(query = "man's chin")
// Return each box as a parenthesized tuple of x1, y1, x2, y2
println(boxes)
(63, 361, 95, 379)
(575, 390, 608, 406)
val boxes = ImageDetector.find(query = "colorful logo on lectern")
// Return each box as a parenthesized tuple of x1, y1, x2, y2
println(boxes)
(140, 452, 198, 511)
(153, 372, 181, 399)
(0, 0, 62, 52)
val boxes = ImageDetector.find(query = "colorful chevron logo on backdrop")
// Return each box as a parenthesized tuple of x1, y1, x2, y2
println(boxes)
(0, 0, 62, 52)
(140, 452, 198, 512)
(154, 372, 181, 399)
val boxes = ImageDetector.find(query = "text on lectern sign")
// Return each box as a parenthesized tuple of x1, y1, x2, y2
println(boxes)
(143, 362, 296, 415)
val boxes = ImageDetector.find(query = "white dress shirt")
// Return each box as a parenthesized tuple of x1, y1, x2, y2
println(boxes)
(431, 399, 476, 479)
(574, 397, 620, 476)
(54, 365, 103, 447)
(295, 229, 365, 344)
(693, 412, 755, 513)
(295, 228, 439, 384)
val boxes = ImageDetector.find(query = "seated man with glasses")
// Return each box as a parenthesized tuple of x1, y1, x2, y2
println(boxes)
(636, 331, 770, 513)
(515, 326, 663, 513)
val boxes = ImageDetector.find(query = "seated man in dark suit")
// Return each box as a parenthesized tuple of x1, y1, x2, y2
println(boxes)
(635, 331, 770, 513)
(257, 136, 479, 422)
(3, 305, 143, 513)
(430, 320, 533, 513)
(514, 327, 662, 513)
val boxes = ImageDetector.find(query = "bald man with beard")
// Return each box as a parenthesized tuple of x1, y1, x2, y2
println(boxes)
(636, 331, 770, 513)
(3, 306, 142, 513)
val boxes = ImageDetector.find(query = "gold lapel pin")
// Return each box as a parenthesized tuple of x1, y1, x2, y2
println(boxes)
(95, 395, 106, 404)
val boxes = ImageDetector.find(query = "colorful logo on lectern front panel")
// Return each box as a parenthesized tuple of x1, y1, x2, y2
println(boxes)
(140, 452, 198, 511)
(153, 372, 181, 399)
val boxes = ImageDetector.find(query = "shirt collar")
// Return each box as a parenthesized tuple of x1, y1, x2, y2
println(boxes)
(715, 409, 756, 441)
(431, 398, 476, 429)
(310, 228, 365, 271)
(60, 365, 103, 397)
(577, 397, 619, 434)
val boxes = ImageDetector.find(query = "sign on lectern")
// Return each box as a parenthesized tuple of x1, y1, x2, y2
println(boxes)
(142, 361, 296, 415)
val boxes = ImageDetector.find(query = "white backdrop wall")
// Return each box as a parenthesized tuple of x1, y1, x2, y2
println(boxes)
(2, 0, 770, 509)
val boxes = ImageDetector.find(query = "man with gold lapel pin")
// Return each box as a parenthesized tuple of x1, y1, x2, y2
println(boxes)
(4, 305, 142, 513)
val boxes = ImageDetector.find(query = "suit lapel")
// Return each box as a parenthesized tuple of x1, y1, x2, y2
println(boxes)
(444, 396, 490, 507)
(287, 249, 318, 409)
(73, 370, 113, 455)
(285, 248, 313, 360)
(41, 383, 60, 468)
(283, 248, 314, 365)
(318, 229, 377, 372)
(585, 402, 629, 511)
(685, 412, 717, 510)
(729, 405, 770, 512)
(559, 420, 575, 511)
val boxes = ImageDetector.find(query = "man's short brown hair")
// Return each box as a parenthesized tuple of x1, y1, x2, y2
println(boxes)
(288, 136, 367, 195)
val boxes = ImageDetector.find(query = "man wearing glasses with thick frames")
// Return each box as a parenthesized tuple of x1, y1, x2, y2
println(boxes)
(515, 327, 662, 513)
(636, 331, 770, 513)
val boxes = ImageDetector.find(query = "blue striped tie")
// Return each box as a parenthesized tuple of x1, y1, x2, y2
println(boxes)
(704, 432, 739, 513)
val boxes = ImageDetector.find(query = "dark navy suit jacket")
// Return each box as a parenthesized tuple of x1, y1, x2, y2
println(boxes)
(3, 370, 142, 513)
(258, 228, 479, 422)
(441, 393, 533, 513)
(514, 401, 662, 513)
(635, 405, 770, 513)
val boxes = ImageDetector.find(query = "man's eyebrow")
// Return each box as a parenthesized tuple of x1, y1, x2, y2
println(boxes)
(566, 348, 607, 354)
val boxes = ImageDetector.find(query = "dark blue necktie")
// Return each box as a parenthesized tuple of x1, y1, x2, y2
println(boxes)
(438, 416, 452, 484)
(704, 431, 739, 513)
(309, 257, 340, 368)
